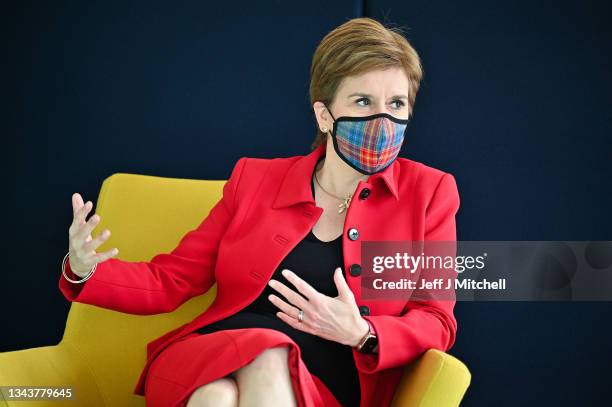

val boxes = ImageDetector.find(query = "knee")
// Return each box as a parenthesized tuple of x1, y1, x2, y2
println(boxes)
(186, 377, 238, 407)
(242, 346, 291, 378)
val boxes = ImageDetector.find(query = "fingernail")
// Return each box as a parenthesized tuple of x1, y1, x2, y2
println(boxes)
(282, 269, 289, 276)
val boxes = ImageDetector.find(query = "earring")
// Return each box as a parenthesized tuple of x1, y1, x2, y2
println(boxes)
(321, 127, 328, 133)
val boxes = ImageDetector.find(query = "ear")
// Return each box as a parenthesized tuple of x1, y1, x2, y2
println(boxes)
(313, 101, 333, 131)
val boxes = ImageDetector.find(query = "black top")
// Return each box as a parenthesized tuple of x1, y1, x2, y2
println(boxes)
(195, 156, 360, 406)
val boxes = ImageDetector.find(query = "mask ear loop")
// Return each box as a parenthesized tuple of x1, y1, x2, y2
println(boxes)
(324, 104, 336, 131)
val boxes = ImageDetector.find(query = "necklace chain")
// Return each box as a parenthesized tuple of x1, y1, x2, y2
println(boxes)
(313, 165, 353, 214)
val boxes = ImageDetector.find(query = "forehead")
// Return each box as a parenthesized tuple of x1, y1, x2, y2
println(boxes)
(337, 66, 409, 95)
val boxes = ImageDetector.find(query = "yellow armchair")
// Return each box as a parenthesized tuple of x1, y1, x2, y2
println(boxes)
(0, 173, 471, 406)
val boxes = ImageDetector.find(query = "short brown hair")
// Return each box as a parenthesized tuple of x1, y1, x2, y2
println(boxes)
(309, 17, 424, 150)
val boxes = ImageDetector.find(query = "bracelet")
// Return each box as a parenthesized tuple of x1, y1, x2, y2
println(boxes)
(61, 251, 97, 284)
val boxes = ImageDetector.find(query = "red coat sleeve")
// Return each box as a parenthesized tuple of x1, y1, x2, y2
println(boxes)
(353, 172, 460, 372)
(58, 157, 248, 315)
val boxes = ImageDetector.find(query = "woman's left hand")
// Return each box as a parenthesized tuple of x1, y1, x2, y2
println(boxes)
(267, 267, 370, 347)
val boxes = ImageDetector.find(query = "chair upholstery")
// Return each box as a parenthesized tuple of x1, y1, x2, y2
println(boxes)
(0, 172, 471, 406)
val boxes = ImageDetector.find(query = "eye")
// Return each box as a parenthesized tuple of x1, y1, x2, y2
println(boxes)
(391, 99, 406, 109)
(355, 97, 405, 109)
(355, 97, 370, 106)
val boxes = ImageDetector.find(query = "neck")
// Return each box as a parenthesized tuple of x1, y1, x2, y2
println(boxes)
(315, 141, 369, 198)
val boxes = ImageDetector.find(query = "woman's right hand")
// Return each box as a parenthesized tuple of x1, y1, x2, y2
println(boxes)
(68, 193, 119, 278)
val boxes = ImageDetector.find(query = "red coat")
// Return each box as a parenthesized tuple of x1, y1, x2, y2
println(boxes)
(59, 142, 460, 407)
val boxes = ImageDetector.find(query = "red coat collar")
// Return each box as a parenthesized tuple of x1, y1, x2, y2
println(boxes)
(272, 142, 400, 209)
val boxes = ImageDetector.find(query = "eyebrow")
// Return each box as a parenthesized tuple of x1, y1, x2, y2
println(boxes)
(347, 92, 408, 100)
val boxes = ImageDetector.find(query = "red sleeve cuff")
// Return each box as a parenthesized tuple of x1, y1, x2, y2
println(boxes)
(366, 318, 377, 336)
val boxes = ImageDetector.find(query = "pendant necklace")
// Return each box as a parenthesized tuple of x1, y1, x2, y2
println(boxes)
(313, 167, 353, 214)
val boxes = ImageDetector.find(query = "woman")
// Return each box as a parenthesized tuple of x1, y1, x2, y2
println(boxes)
(60, 17, 460, 407)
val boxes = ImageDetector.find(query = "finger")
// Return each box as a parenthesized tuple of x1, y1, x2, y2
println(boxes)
(281, 269, 321, 301)
(74, 213, 101, 247)
(276, 312, 317, 336)
(77, 201, 93, 225)
(92, 247, 119, 263)
(333, 267, 355, 301)
(72, 193, 84, 217)
(82, 228, 112, 253)
(80, 212, 101, 239)
(69, 197, 88, 237)
(268, 279, 311, 311)
(268, 294, 302, 319)
(70, 201, 93, 237)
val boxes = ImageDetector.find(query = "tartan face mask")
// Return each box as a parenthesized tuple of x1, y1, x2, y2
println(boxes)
(323, 105, 409, 175)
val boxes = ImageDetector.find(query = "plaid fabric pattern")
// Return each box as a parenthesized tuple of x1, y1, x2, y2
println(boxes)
(335, 116, 406, 174)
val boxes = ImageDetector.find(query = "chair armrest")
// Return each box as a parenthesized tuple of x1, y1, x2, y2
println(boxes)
(0, 342, 104, 406)
(390, 349, 471, 407)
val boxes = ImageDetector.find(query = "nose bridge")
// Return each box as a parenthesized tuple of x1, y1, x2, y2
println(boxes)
(373, 104, 401, 121)
(373, 100, 388, 115)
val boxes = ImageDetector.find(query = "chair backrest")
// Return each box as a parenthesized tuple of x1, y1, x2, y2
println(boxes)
(60, 173, 225, 405)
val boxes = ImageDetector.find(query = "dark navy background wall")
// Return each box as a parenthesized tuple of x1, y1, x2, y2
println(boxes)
(366, 1, 612, 405)
(4, 1, 611, 406)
